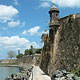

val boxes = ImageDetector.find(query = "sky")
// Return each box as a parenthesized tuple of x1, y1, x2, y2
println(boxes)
(0, 0, 80, 59)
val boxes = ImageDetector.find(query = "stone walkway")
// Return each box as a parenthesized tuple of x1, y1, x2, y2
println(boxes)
(29, 66, 51, 80)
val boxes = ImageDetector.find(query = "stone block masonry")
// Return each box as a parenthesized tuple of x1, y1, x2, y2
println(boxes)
(40, 4, 80, 76)
(17, 54, 41, 66)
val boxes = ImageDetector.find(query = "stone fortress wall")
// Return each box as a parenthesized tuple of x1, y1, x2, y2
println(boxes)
(0, 59, 16, 64)
(0, 54, 41, 66)
(40, 4, 80, 76)
(17, 54, 41, 65)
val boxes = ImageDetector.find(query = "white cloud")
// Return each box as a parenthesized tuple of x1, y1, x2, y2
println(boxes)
(22, 26, 49, 36)
(0, 5, 18, 22)
(53, 0, 80, 8)
(39, 2, 50, 8)
(14, 0, 19, 5)
(28, 26, 40, 35)
(0, 36, 40, 52)
(22, 26, 41, 36)
(8, 20, 20, 27)
(0, 36, 29, 46)
(31, 42, 40, 48)
(41, 0, 80, 8)
(0, 36, 28, 49)
(41, 30, 49, 34)
(21, 21, 25, 27)
(22, 30, 27, 35)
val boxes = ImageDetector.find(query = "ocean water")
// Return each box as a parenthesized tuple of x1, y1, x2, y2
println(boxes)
(0, 67, 20, 80)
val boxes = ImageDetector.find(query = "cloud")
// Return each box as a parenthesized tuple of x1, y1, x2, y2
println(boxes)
(22, 30, 27, 35)
(22, 26, 41, 36)
(31, 42, 40, 48)
(39, 2, 50, 8)
(14, 0, 19, 5)
(8, 21, 26, 28)
(0, 5, 18, 22)
(22, 26, 49, 36)
(41, 0, 80, 8)
(21, 21, 25, 27)
(0, 36, 40, 52)
(41, 30, 49, 34)
(28, 26, 40, 35)
(53, 0, 80, 8)
(8, 20, 20, 27)
(0, 36, 28, 49)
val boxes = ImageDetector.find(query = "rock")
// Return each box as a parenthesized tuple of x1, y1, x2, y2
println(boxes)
(66, 73, 75, 78)
(5, 66, 33, 80)
(11, 74, 14, 78)
(51, 70, 80, 80)
(52, 70, 62, 75)
(59, 77, 66, 80)
(56, 73, 63, 78)
(62, 70, 70, 74)
(52, 70, 63, 79)
(66, 77, 73, 80)
(55, 77, 66, 80)
(74, 76, 80, 80)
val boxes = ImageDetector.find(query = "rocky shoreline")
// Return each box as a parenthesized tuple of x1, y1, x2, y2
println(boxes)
(0, 65, 19, 67)
(51, 70, 80, 80)
(5, 64, 33, 80)
(4, 65, 80, 80)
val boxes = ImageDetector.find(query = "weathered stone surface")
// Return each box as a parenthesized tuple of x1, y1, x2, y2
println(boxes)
(51, 14, 80, 73)
(40, 14, 80, 76)
(51, 70, 80, 80)
(17, 54, 41, 66)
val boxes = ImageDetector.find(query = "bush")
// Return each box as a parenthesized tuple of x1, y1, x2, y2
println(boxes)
(16, 53, 23, 58)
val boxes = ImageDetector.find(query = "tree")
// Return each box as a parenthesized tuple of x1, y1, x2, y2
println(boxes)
(41, 34, 45, 40)
(24, 49, 29, 55)
(16, 53, 23, 58)
(28, 49, 33, 55)
(31, 45, 33, 52)
(7, 51, 17, 59)
(24, 45, 34, 55)
(28, 45, 33, 55)
(35, 48, 42, 54)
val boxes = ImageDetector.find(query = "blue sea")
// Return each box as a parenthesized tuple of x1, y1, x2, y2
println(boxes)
(0, 67, 19, 80)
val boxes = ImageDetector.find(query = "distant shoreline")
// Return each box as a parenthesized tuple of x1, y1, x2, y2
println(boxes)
(0, 65, 20, 67)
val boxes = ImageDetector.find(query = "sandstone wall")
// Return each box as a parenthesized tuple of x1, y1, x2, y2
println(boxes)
(17, 54, 41, 66)
(0, 59, 16, 64)
(40, 14, 80, 76)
